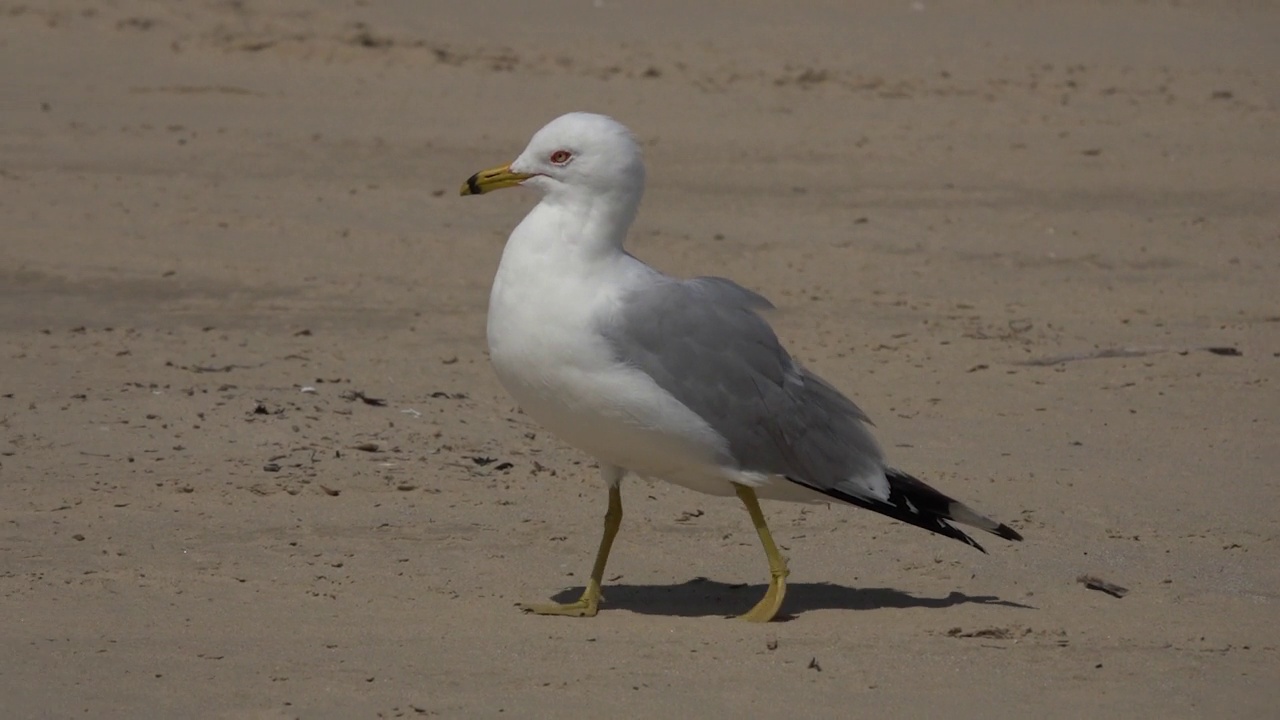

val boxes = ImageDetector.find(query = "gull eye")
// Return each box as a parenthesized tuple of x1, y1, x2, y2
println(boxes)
(549, 150, 572, 165)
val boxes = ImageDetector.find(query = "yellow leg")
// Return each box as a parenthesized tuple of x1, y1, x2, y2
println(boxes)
(520, 483, 622, 617)
(734, 484, 790, 622)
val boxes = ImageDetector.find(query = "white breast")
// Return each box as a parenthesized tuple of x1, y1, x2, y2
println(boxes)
(485, 215, 731, 489)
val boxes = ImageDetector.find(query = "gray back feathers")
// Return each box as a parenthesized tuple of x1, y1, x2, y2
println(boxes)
(600, 276, 886, 493)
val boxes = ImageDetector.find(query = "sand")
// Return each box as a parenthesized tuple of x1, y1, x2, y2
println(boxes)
(2, 1, 1278, 717)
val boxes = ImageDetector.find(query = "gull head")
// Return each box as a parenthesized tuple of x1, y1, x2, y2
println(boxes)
(460, 112, 645, 203)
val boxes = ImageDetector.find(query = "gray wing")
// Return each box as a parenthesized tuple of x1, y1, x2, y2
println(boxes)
(600, 275, 887, 499)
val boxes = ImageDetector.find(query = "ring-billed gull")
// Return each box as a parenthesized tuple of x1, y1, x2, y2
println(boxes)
(461, 112, 1022, 622)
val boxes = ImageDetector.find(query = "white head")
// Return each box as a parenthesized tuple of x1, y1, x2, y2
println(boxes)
(461, 112, 646, 211)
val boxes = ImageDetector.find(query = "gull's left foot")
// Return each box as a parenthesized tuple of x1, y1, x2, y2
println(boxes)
(521, 481, 622, 619)
(519, 587, 601, 618)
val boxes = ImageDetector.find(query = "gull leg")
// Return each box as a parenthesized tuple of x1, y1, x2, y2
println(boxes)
(520, 472, 623, 618)
(734, 484, 790, 623)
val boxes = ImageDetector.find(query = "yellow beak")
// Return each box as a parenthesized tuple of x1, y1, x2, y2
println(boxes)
(459, 163, 533, 196)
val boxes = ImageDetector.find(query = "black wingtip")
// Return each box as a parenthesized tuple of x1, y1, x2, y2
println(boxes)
(966, 534, 990, 554)
(792, 475, 992, 552)
(993, 523, 1024, 542)
(788, 469, 1022, 552)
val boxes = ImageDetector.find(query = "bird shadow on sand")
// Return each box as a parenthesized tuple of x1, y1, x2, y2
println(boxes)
(548, 577, 1034, 620)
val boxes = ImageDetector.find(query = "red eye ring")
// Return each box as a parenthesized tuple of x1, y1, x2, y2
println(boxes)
(549, 150, 572, 165)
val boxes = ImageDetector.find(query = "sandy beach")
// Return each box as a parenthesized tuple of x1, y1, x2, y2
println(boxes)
(2, 1, 1278, 717)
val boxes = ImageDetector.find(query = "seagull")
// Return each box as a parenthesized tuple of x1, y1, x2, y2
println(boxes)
(461, 112, 1022, 622)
